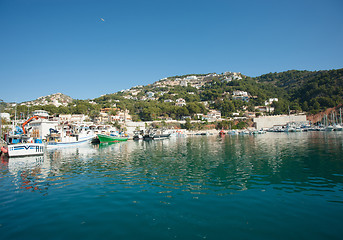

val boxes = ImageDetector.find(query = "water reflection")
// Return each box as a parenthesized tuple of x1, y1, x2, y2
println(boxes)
(0, 155, 50, 194)
(1, 132, 342, 199)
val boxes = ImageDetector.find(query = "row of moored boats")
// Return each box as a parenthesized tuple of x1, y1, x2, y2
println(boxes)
(0, 120, 175, 158)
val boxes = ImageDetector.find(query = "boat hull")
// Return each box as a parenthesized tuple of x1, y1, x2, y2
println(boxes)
(143, 133, 171, 140)
(46, 135, 95, 148)
(97, 134, 128, 143)
(7, 143, 44, 157)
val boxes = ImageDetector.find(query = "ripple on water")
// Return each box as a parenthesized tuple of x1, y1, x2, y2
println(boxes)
(1, 133, 343, 239)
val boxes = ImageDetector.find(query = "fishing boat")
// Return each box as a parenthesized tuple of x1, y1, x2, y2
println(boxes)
(97, 134, 129, 143)
(5, 139, 44, 157)
(46, 125, 96, 148)
(152, 133, 171, 140)
(133, 130, 144, 140)
(142, 128, 170, 140)
(4, 128, 44, 157)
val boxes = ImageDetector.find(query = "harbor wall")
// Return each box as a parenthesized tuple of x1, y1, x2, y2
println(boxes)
(253, 115, 307, 129)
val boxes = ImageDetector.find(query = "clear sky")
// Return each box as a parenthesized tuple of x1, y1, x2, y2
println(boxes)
(1, 0, 342, 103)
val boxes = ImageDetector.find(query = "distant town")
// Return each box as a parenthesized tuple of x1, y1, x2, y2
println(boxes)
(1, 69, 343, 139)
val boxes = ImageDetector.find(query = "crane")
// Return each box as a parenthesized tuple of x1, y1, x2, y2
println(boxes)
(22, 115, 47, 134)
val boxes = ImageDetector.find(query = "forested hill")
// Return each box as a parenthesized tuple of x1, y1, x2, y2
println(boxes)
(255, 68, 343, 113)
(6, 68, 343, 121)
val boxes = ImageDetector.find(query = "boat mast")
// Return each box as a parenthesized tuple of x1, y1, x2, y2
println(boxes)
(12, 105, 17, 132)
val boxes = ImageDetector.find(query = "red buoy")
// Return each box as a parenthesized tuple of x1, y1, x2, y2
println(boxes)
(1, 146, 8, 154)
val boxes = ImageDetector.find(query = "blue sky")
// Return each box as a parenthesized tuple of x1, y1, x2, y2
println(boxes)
(1, 0, 342, 103)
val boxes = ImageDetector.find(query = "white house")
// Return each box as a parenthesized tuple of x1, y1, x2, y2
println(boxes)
(185, 76, 197, 80)
(29, 118, 59, 139)
(59, 114, 87, 124)
(110, 110, 132, 123)
(232, 90, 248, 96)
(233, 95, 250, 102)
(203, 110, 222, 121)
(232, 91, 250, 102)
(146, 92, 155, 98)
(180, 80, 188, 87)
(0, 113, 10, 122)
(175, 98, 186, 107)
(255, 106, 275, 113)
(208, 110, 221, 119)
(265, 98, 278, 106)
(130, 90, 141, 96)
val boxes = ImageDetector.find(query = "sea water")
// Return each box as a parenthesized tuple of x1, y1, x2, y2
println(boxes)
(1, 132, 343, 240)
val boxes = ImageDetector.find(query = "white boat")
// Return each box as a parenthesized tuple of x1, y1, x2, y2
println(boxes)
(239, 130, 250, 135)
(46, 135, 95, 148)
(166, 129, 187, 138)
(46, 125, 95, 148)
(3, 115, 45, 157)
(333, 124, 343, 131)
(142, 128, 171, 140)
(5, 134, 44, 157)
(227, 130, 238, 135)
(325, 125, 334, 131)
(286, 127, 296, 132)
(7, 143, 44, 157)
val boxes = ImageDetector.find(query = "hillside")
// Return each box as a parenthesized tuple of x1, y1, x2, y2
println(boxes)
(92, 68, 343, 119)
(22, 93, 73, 107)
(4, 69, 343, 122)
(255, 69, 343, 114)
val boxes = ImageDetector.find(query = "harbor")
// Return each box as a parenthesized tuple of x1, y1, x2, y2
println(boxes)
(1, 131, 343, 239)
(1, 107, 343, 158)
(1, 1, 342, 239)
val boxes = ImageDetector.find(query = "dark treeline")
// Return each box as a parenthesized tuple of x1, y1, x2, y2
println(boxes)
(256, 69, 343, 114)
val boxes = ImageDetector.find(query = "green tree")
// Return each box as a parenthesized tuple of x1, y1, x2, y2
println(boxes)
(184, 118, 192, 130)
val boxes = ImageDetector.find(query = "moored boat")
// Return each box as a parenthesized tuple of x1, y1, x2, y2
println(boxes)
(4, 134, 44, 157)
(97, 134, 129, 143)
(3, 117, 45, 157)
(150, 133, 171, 140)
(219, 130, 226, 136)
(227, 130, 238, 135)
(333, 124, 343, 131)
(6, 142, 44, 157)
(46, 127, 96, 148)
(142, 128, 170, 140)
(133, 130, 144, 140)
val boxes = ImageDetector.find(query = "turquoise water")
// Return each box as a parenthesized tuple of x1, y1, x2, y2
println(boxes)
(1, 132, 343, 239)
